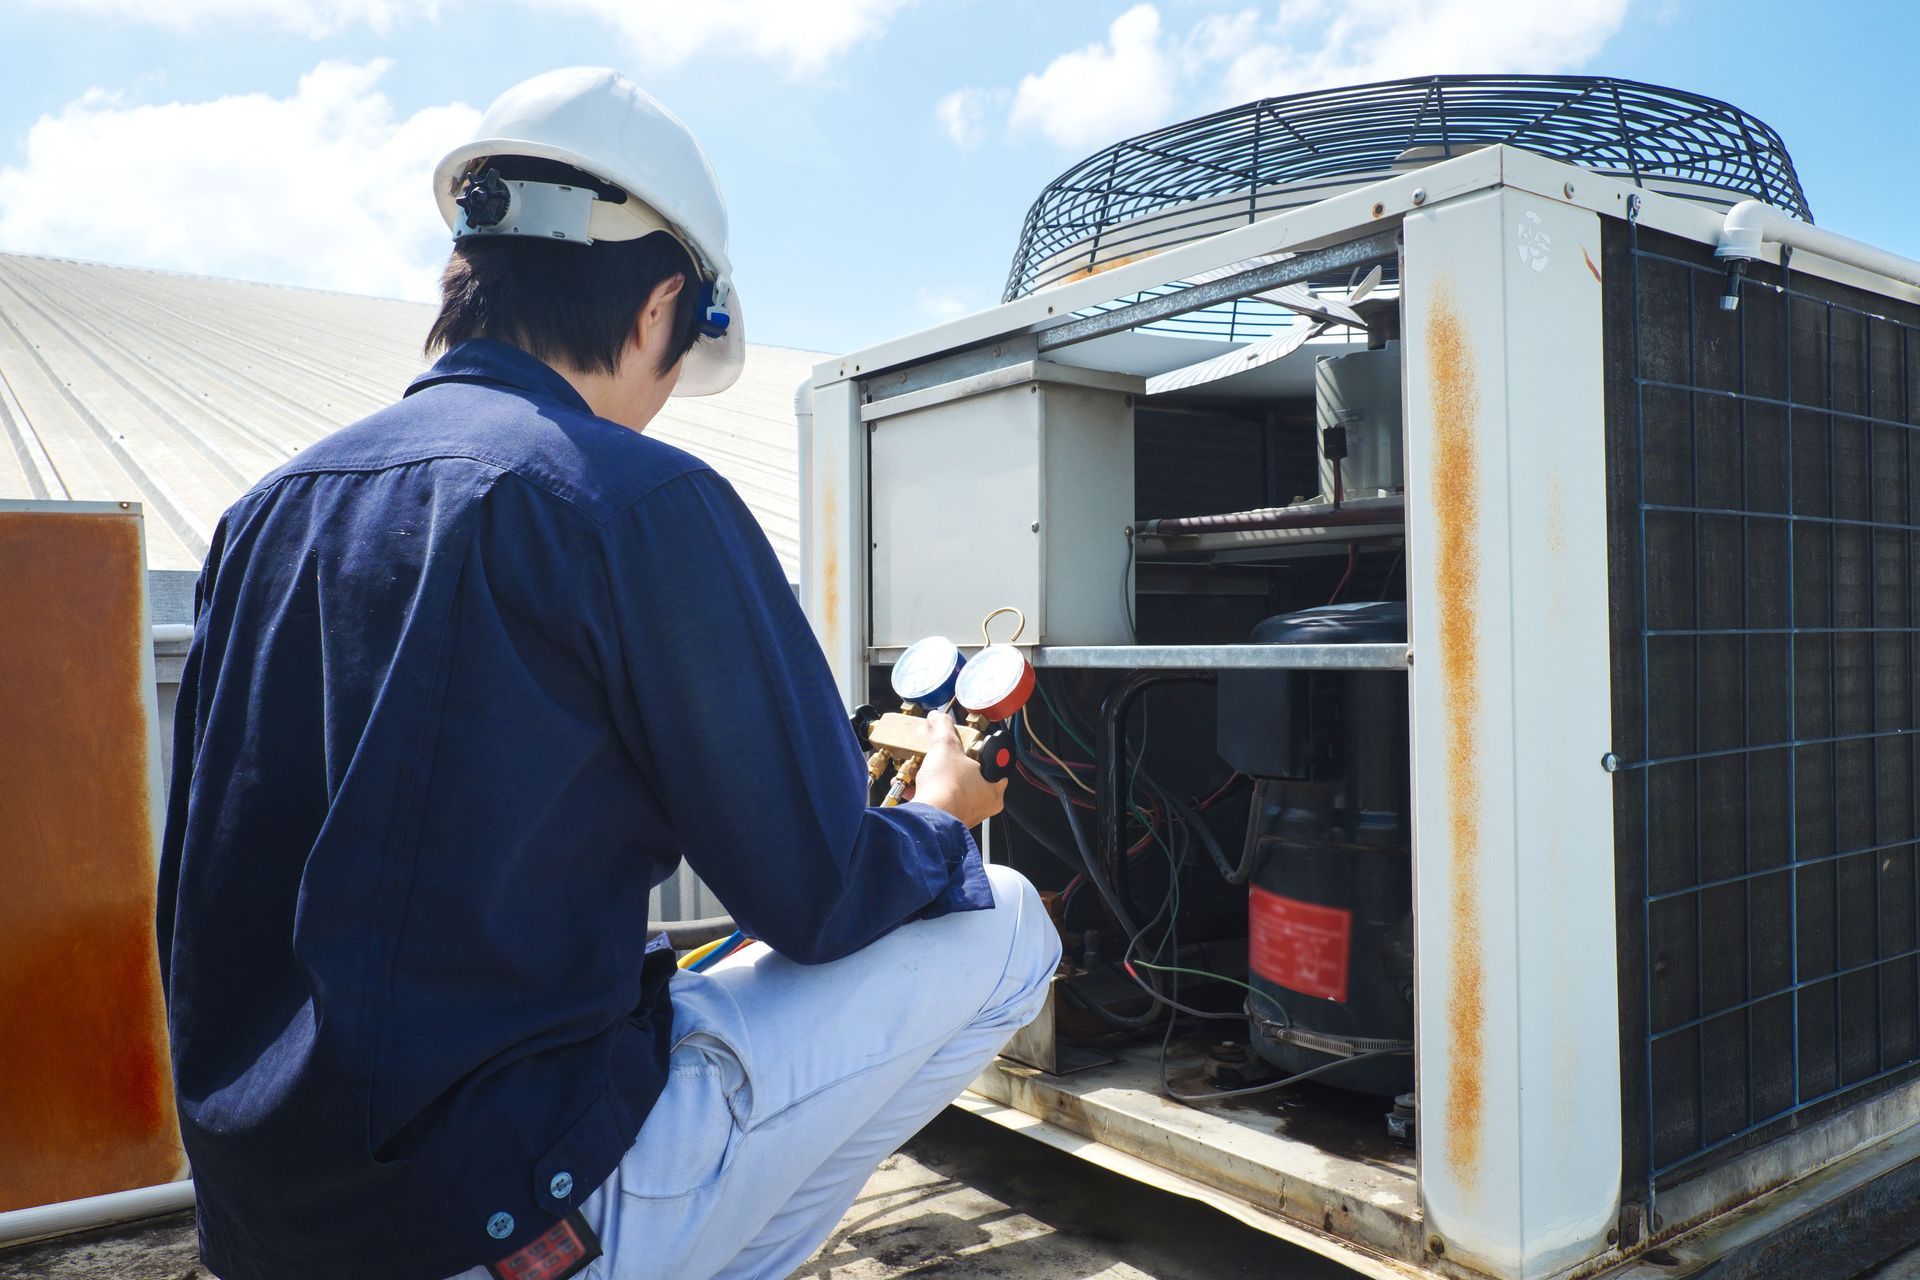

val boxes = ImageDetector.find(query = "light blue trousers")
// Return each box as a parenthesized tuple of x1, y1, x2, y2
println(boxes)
(450, 864, 1058, 1280)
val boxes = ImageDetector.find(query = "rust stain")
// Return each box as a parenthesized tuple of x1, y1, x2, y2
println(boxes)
(0, 511, 185, 1212)
(820, 482, 841, 657)
(1427, 284, 1487, 1189)
(1581, 244, 1602, 285)
(1055, 249, 1159, 285)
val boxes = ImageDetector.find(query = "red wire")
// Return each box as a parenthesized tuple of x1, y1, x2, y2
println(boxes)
(1327, 542, 1357, 604)
(1195, 772, 1245, 812)
(1018, 761, 1097, 809)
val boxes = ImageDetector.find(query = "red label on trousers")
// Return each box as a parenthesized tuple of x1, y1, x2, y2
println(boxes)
(1249, 887, 1352, 1003)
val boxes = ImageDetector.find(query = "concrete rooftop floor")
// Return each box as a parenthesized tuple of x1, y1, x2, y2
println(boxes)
(0, 1108, 1349, 1280)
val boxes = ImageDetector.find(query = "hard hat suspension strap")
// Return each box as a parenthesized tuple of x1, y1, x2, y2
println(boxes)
(453, 169, 597, 245)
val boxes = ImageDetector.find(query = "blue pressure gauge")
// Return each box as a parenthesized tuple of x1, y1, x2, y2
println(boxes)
(891, 636, 964, 709)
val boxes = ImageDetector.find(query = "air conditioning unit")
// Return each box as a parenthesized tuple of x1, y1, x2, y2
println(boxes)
(801, 75, 1920, 1280)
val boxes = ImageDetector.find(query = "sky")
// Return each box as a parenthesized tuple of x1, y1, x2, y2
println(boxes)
(0, 0, 1915, 357)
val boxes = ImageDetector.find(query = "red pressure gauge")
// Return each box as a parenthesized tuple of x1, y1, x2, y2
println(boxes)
(956, 644, 1035, 722)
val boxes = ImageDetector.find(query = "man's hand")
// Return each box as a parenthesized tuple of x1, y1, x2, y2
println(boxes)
(910, 710, 1007, 829)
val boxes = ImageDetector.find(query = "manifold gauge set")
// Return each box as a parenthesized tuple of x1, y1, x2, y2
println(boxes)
(853, 608, 1035, 806)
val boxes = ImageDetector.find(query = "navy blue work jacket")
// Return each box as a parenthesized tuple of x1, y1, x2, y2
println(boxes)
(157, 339, 989, 1280)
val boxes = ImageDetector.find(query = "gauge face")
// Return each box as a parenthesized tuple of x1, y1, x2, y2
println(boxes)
(891, 635, 964, 707)
(955, 644, 1035, 721)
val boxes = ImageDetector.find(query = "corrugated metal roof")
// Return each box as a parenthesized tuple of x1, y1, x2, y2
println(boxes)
(0, 253, 815, 576)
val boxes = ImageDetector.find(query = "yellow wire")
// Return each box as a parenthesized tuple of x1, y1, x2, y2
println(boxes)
(1022, 707, 1095, 794)
(677, 936, 728, 970)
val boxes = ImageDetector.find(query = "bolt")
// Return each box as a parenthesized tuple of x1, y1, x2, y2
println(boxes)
(1030, 521, 1039, 533)
(1601, 752, 1621, 773)
(1429, 1237, 1445, 1256)
(1411, 188, 1426, 206)
(1564, 181, 1577, 199)
(1607, 1228, 1620, 1246)
(1371, 201, 1386, 218)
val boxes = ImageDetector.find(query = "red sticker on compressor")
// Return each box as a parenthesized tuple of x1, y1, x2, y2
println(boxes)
(1249, 886, 1352, 1003)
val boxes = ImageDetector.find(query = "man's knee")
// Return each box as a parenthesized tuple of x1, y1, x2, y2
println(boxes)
(981, 864, 1061, 1021)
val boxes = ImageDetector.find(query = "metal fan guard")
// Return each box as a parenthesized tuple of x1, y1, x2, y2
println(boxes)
(1005, 74, 1811, 305)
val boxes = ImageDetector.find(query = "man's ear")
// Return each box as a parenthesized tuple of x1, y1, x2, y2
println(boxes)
(637, 273, 687, 349)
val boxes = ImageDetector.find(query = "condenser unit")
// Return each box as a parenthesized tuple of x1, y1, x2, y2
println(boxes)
(800, 75, 1920, 1280)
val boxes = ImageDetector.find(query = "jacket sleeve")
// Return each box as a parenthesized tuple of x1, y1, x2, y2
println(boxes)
(596, 468, 991, 964)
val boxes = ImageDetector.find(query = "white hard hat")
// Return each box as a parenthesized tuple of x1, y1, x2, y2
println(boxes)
(432, 67, 743, 397)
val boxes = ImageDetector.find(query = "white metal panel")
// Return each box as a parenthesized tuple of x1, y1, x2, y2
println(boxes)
(800, 376, 866, 709)
(1497, 192, 1622, 1271)
(867, 372, 1135, 649)
(1402, 190, 1620, 1279)
(871, 382, 1043, 649)
(1039, 383, 1134, 645)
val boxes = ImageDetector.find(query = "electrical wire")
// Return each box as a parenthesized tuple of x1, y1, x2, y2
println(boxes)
(1128, 959, 1287, 1021)
(1000, 796, 1083, 874)
(1327, 541, 1357, 604)
(1033, 679, 1096, 758)
(1021, 707, 1094, 794)
(1019, 675, 1281, 1038)
(1378, 546, 1405, 600)
(677, 932, 734, 970)
(1160, 1044, 1411, 1102)
(1162, 778, 1255, 885)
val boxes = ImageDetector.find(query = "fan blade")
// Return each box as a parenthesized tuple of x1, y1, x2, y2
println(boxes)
(1254, 283, 1365, 328)
(1145, 321, 1329, 396)
(1349, 264, 1383, 303)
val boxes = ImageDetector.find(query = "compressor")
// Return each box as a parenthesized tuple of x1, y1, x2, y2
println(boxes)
(1216, 602, 1413, 1096)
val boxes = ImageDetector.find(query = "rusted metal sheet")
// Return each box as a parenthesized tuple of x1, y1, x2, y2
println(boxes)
(1425, 283, 1488, 1190)
(0, 502, 184, 1213)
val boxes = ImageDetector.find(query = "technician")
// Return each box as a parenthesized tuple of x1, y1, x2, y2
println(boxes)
(157, 67, 1059, 1280)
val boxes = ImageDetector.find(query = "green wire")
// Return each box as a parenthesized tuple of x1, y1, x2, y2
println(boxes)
(1034, 678, 1095, 758)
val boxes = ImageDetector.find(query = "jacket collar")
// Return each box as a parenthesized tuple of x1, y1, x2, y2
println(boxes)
(406, 339, 593, 415)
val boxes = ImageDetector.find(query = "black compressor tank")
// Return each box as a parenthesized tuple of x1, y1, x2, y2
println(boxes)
(1216, 602, 1412, 1096)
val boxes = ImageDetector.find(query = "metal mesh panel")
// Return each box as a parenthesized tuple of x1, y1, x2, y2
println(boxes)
(1007, 75, 1810, 304)
(1606, 211, 1920, 1189)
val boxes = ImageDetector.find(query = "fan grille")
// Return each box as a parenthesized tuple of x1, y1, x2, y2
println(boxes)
(1006, 74, 1810, 302)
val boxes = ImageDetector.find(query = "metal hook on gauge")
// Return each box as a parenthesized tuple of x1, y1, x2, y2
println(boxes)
(980, 605, 1027, 648)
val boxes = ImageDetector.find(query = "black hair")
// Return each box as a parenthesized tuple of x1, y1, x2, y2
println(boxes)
(426, 156, 705, 377)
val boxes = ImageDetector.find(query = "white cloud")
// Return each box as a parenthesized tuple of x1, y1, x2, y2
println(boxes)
(1006, 5, 1176, 150)
(565, 0, 912, 75)
(20, 0, 434, 38)
(935, 87, 1003, 149)
(913, 287, 975, 324)
(1188, 0, 1634, 107)
(961, 0, 1631, 150)
(22, 0, 908, 75)
(0, 61, 478, 302)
